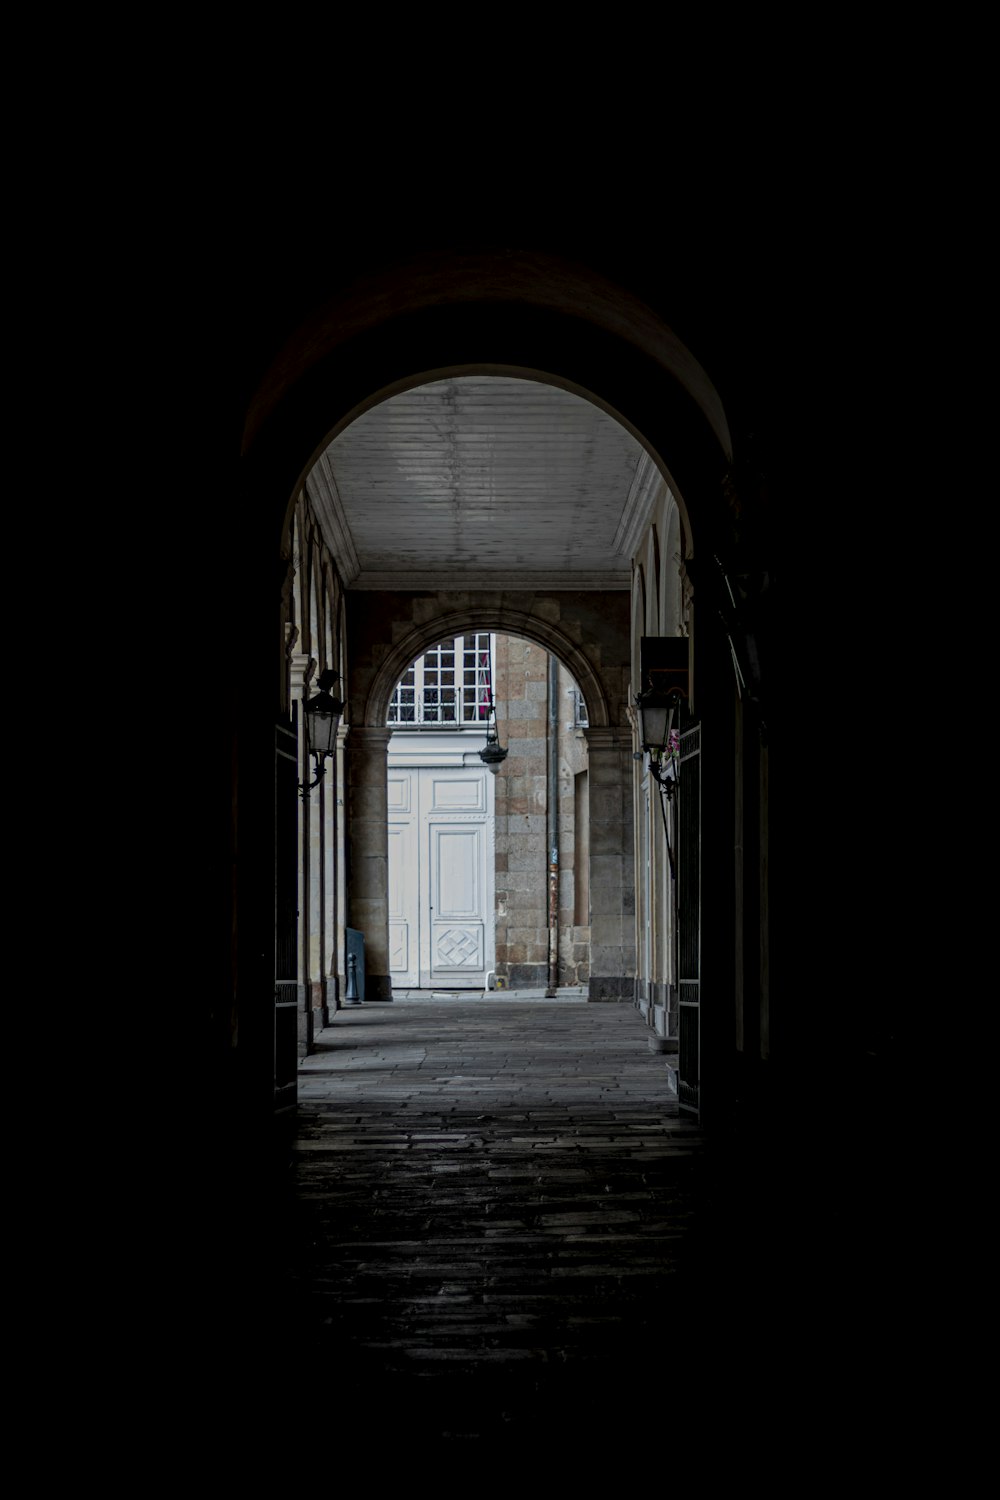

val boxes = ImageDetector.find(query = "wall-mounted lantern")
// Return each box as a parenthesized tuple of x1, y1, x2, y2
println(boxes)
(299, 669, 343, 799)
(636, 639, 690, 884)
(635, 679, 683, 799)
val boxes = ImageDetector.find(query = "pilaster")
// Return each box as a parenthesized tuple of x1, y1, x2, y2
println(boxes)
(345, 726, 394, 1000)
(583, 726, 635, 1001)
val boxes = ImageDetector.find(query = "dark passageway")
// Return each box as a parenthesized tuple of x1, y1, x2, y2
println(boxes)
(125, 221, 924, 1480)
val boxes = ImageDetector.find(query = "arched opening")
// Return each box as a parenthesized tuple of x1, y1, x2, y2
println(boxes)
(304, 369, 689, 1025)
(383, 628, 595, 998)
(121, 216, 936, 1474)
(232, 251, 762, 1135)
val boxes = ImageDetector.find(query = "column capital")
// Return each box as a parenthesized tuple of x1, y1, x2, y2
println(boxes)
(583, 725, 633, 754)
(289, 649, 313, 701)
(344, 726, 394, 754)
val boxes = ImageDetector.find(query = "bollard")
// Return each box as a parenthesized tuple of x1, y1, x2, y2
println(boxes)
(343, 951, 363, 1006)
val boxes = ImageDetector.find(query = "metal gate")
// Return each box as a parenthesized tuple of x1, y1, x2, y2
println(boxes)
(677, 722, 701, 1115)
(274, 720, 299, 1109)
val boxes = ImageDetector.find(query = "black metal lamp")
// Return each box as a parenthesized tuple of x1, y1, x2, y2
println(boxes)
(300, 668, 344, 799)
(635, 677, 683, 798)
(478, 695, 508, 774)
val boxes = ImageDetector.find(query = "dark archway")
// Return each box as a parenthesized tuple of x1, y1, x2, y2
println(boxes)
(232, 249, 754, 1122)
(242, 254, 736, 568)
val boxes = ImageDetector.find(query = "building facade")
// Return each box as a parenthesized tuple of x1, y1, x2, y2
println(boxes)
(383, 632, 594, 997)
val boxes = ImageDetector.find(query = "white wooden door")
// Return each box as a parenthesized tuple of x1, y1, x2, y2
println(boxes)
(388, 760, 494, 989)
(387, 769, 418, 985)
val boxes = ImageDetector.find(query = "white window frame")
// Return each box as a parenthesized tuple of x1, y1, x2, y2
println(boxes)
(388, 633, 496, 727)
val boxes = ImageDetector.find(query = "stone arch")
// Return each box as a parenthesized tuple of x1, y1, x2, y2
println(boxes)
(362, 602, 613, 731)
(230, 247, 759, 1085)
(281, 366, 704, 606)
(242, 255, 741, 594)
(289, 365, 700, 585)
(244, 250, 733, 473)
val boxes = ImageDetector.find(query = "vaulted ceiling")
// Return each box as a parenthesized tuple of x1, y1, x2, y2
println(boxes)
(306, 376, 663, 591)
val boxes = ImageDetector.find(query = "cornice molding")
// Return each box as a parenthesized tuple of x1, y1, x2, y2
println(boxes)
(612, 451, 667, 563)
(305, 453, 361, 586)
(344, 726, 394, 750)
(583, 725, 633, 752)
(348, 569, 630, 592)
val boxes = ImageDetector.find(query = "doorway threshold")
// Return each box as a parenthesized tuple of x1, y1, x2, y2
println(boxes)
(392, 986, 588, 1002)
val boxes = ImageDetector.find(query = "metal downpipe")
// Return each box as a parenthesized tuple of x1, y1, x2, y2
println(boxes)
(546, 653, 559, 997)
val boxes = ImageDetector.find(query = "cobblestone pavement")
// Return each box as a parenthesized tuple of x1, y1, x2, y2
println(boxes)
(139, 994, 920, 1480)
(274, 1003, 701, 1449)
(233, 999, 912, 1471)
(160, 996, 922, 1478)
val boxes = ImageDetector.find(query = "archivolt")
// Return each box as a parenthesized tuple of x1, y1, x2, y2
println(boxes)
(364, 606, 612, 729)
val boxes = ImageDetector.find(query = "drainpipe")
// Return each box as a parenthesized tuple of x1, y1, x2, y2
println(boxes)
(546, 653, 559, 997)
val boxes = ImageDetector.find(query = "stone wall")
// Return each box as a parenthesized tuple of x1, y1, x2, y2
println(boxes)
(493, 637, 550, 989)
(492, 640, 591, 991)
(557, 661, 590, 988)
(346, 593, 635, 1001)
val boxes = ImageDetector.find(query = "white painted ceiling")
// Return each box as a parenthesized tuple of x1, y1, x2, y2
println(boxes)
(306, 376, 661, 590)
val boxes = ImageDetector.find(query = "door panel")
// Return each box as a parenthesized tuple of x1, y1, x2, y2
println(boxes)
(388, 775, 418, 986)
(433, 826, 481, 915)
(388, 760, 493, 989)
(428, 774, 485, 812)
(431, 825, 485, 976)
(387, 824, 414, 981)
(424, 771, 491, 987)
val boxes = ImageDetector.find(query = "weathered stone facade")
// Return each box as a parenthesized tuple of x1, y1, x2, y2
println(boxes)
(556, 664, 591, 990)
(342, 590, 634, 1005)
(492, 639, 591, 991)
(282, 473, 695, 1055)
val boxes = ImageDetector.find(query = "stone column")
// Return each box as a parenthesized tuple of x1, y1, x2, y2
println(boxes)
(583, 726, 635, 1001)
(345, 726, 394, 1000)
(329, 722, 349, 1013)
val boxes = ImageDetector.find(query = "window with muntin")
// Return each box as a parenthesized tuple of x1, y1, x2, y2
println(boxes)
(388, 634, 494, 726)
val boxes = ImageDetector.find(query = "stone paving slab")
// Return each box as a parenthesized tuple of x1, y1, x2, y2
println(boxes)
(224, 999, 923, 1473)
(268, 1003, 714, 1455)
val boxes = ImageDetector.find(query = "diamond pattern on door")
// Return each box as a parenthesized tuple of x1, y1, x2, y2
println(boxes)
(386, 755, 494, 988)
(436, 927, 483, 967)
